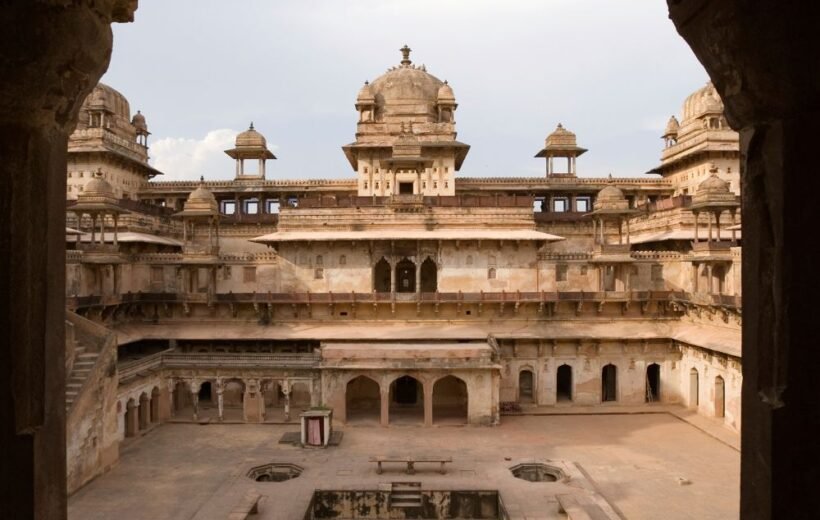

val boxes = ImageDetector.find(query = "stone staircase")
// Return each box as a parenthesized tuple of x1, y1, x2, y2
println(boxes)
(389, 482, 422, 509)
(66, 344, 100, 413)
(64, 311, 114, 416)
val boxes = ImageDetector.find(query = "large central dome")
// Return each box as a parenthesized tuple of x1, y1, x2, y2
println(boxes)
(368, 45, 446, 122)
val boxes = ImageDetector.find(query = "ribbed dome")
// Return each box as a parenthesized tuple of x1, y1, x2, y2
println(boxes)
(437, 81, 455, 102)
(82, 169, 116, 198)
(188, 184, 216, 204)
(87, 83, 131, 121)
(682, 82, 724, 121)
(663, 115, 680, 137)
(235, 123, 267, 149)
(370, 67, 444, 107)
(597, 184, 626, 201)
(697, 171, 730, 194)
(357, 81, 375, 102)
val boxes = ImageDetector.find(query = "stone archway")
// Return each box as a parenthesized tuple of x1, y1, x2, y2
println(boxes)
(345, 375, 381, 424)
(373, 257, 390, 292)
(715, 375, 725, 418)
(432, 375, 468, 425)
(420, 257, 437, 293)
(395, 258, 416, 293)
(646, 363, 661, 403)
(690, 368, 699, 408)
(518, 369, 534, 404)
(557, 364, 573, 402)
(138, 393, 150, 430)
(602, 364, 617, 402)
(389, 375, 424, 425)
(124, 398, 138, 438)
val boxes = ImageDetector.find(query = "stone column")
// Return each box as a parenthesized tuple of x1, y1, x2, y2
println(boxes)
(668, 6, 820, 515)
(380, 386, 389, 427)
(159, 379, 173, 421)
(215, 379, 224, 422)
(189, 380, 200, 421)
(282, 382, 291, 422)
(138, 396, 150, 430)
(423, 381, 434, 427)
(390, 261, 396, 293)
(125, 401, 139, 438)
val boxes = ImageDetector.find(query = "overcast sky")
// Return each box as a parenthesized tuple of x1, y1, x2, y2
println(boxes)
(102, 0, 707, 181)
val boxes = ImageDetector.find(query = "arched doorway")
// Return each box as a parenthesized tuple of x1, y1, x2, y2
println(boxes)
(556, 364, 572, 402)
(518, 369, 534, 403)
(432, 376, 468, 425)
(395, 258, 416, 293)
(420, 257, 437, 293)
(646, 363, 661, 402)
(715, 376, 725, 418)
(223, 379, 245, 407)
(689, 368, 699, 408)
(389, 375, 423, 424)
(345, 376, 381, 424)
(602, 364, 617, 402)
(373, 258, 390, 292)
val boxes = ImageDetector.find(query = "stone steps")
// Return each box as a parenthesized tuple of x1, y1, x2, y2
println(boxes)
(65, 346, 100, 412)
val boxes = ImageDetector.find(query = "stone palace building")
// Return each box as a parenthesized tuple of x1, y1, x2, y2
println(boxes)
(63, 46, 742, 493)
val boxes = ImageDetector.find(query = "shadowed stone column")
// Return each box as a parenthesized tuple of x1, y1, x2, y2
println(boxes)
(243, 379, 266, 423)
(380, 386, 389, 427)
(0, 2, 135, 518)
(669, 2, 820, 517)
(423, 381, 434, 427)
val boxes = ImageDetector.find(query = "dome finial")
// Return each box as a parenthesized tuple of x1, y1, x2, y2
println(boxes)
(400, 44, 412, 67)
(249, 122, 254, 130)
(95, 167, 103, 178)
(200, 175, 205, 183)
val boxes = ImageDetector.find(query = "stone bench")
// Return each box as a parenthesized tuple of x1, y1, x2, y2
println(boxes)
(227, 489, 263, 520)
(369, 456, 452, 475)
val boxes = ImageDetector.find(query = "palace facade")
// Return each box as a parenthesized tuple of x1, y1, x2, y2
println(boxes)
(64, 46, 741, 493)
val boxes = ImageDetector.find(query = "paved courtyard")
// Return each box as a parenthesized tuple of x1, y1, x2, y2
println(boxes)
(68, 413, 739, 519)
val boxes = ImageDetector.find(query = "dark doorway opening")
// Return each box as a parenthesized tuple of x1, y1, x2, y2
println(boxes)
(198, 381, 212, 403)
(395, 258, 416, 293)
(393, 376, 418, 404)
(399, 182, 413, 194)
(373, 258, 390, 292)
(389, 375, 423, 425)
(420, 257, 437, 292)
(646, 363, 661, 402)
(519, 370, 534, 403)
(690, 368, 699, 408)
(602, 364, 617, 402)
(557, 364, 572, 402)
(715, 376, 725, 418)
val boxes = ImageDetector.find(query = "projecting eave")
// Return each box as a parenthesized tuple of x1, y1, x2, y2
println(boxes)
(251, 228, 564, 244)
(534, 145, 588, 158)
(341, 141, 470, 171)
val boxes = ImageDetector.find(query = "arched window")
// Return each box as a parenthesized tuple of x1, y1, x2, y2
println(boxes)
(339, 255, 347, 266)
(488, 267, 497, 280)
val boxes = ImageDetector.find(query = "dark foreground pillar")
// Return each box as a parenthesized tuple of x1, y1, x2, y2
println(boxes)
(669, 1, 820, 518)
(0, 2, 134, 518)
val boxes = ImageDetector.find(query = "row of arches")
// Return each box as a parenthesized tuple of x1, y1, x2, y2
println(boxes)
(373, 257, 437, 293)
(171, 378, 312, 422)
(517, 363, 663, 404)
(345, 374, 468, 426)
(122, 387, 160, 438)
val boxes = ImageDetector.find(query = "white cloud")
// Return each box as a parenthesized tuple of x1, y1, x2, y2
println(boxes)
(149, 129, 245, 181)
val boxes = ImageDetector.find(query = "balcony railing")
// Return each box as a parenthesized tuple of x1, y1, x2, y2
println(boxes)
(67, 289, 741, 310)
